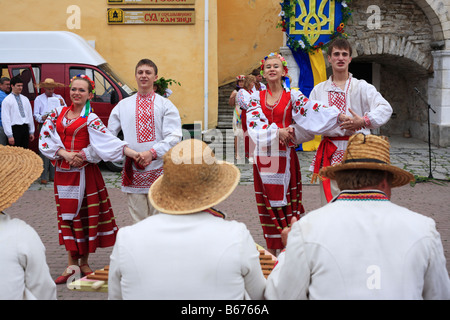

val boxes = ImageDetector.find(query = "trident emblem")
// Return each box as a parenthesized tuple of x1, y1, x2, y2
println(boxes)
(289, 0, 336, 46)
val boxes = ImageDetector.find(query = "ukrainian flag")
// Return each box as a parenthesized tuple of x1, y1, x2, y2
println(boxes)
(295, 49, 327, 151)
(285, 0, 345, 151)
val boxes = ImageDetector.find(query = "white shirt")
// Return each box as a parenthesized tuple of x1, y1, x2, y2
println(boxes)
(108, 212, 266, 300)
(0, 93, 35, 138)
(33, 93, 66, 123)
(309, 74, 393, 169)
(265, 190, 450, 300)
(0, 213, 56, 300)
(108, 93, 182, 194)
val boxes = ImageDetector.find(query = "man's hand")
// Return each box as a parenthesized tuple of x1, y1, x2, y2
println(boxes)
(281, 216, 298, 247)
(136, 150, 153, 167)
(8, 137, 14, 145)
(340, 108, 365, 131)
(279, 127, 295, 146)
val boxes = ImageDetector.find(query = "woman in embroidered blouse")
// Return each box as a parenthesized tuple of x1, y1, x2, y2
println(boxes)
(39, 75, 139, 284)
(243, 53, 348, 255)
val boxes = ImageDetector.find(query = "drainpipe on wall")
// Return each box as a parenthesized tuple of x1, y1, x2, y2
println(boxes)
(203, 0, 209, 133)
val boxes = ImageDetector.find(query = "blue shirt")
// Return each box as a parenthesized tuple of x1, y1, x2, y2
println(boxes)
(0, 90, 8, 127)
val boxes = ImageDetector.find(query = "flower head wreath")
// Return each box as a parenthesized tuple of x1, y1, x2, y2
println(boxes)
(260, 52, 291, 90)
(69, 74, 96, 118)
(260, 52, 289, 76)
(70, 74, 96, 94)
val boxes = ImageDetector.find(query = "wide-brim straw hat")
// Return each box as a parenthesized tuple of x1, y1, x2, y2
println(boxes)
(0, 146, 43, 212)
(320, 134, 414, 188)
(37, 78, 65, 89)
(148, 139, 240, 215)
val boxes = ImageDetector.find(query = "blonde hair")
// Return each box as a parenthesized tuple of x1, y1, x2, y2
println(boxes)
(243, 75, 256, 90)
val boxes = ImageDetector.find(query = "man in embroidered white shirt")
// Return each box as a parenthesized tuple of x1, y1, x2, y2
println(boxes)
(309, 38, 393, 205)
(108, 59, 182, 223)
(265, 134, 450, 300)
(1, 75, 35, 149)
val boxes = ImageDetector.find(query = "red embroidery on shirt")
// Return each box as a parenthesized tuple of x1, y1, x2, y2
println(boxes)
(328, 77, 352, 113)
(121, 168, 163, 188)
(136, 93, 156, 143)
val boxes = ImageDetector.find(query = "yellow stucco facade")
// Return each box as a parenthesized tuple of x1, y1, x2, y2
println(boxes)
(0, 0, 283, 129)
(217, 0, 283, 86)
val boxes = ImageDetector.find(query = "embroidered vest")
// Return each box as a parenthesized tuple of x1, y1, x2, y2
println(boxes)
(55, 106, 90, 169)
(260, 90, 293, 129)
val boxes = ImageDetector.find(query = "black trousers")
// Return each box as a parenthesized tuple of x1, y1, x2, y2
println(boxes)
(10, 124, 30, 148)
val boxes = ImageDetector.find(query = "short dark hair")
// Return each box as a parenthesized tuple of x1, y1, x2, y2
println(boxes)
(135, 59, 158, 75)
(10, 75, 23, 86)
(327, 38, 352, 56)
(334, 169, 393, 190)
(0, 77, 10, 84)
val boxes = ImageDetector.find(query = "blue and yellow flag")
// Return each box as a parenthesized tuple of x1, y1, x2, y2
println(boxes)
(279, 0, 349, 151)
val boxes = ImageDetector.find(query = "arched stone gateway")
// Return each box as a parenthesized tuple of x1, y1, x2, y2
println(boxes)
(282, 0, 450, 146)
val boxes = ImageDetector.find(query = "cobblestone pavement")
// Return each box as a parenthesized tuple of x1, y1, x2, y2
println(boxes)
(7, 135, 450, 300)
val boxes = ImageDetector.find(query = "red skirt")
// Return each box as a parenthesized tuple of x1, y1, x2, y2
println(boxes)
(55, 164, 118, 259)
(253, 148, 304, 250)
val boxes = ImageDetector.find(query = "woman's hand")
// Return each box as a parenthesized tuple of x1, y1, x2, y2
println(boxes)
(278, 127, 295, 146)
(57, 149, 84, 167)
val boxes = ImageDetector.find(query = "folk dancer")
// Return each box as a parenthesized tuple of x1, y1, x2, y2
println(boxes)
(39, 75, 139, 283)
(108, 59, 182, 223)
(243, 53, 350, 255)
(309, 38, 392, 205)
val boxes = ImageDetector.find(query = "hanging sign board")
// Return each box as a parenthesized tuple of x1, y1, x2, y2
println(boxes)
(108, 0, 195, 4)
(107, 8, 195, 24)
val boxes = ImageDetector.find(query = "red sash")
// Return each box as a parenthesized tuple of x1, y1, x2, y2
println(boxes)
(312, 136, 350, 202)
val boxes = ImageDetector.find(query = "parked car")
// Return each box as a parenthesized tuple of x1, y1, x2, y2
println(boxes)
(0, 31, 135, 171)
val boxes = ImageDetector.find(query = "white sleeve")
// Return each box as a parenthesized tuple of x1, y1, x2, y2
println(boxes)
(360, 82, 393, 129)
(18, 221, 57, 300)
(108, 230, 124, 300)
(265, 222, 310, 300)
(84, 113, 128, 163)
(151, 99, 182, 158)
(24, 98, 35, 135)
(422, 220, 450, 299)
(245, 91, 280, 148)
(33, 96, 45, 123)
(1, 96, 13, 137)
(290, 89, 341, 135)
(107, 103, 122, 137)
(38, 106, 65, 160)
(239, 226, 266, 300)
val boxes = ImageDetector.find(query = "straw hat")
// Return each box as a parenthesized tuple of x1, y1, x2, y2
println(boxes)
(0, 146, 43, 212)
(148, 139, 240, 215)
(37, 78, 65, 89)
(320, 134, 414, 187)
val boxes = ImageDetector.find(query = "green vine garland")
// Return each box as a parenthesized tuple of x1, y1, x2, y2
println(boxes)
(278, 0, 353, 54)
(154, 77, 181, 97)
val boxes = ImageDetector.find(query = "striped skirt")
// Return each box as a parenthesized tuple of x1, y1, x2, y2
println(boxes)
(253, 149, 304, 250)
(55, 164, 118, 259)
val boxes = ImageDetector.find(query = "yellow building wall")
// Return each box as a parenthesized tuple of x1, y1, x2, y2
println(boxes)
(217, 0, 283, 86)
(0, 0, 218, 129)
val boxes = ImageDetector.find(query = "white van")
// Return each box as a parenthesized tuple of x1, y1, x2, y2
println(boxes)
(0, 31, 135, 171)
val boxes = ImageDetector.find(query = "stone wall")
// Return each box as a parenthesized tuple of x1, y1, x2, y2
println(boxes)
(344, 0, 437, 141)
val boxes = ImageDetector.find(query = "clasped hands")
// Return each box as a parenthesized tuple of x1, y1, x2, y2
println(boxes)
(279, 109, 363, 145)
(58, 146, 152, 168)
(339, 108, 366, 132)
